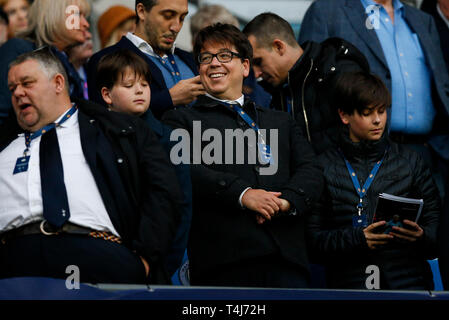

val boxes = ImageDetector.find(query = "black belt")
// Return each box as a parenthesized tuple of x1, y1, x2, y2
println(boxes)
(389, 132, 429, 145)
(0, 221, 121, 245)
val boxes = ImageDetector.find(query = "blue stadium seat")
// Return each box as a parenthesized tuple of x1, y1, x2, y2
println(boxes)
(428, 258, 444, 290)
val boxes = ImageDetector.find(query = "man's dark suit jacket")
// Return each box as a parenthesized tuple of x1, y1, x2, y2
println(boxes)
(439, 178, 449, 289)
(163, 95, 323, 282)
(86, 36, 198, 119)
(0, 99, 184, 284)
(140, 109, 193, 276)
(421, 0, 449, 75)
(298, 0, 449, 160)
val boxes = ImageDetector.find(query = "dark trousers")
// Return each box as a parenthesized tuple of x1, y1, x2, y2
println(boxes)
(190, 254, 309, 288)
(0, 234, 147, 284)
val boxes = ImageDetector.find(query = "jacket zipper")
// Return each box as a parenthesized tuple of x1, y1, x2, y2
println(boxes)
(297, 59, 314, 143)
(287, 74, 295, 120)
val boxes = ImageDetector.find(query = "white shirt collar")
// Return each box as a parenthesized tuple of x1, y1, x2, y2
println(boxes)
(18, 104, 77, 137)
(54, 104, 78, 129)
(437, 3, 449, 28)
(126, 32, 176, 58)
(205, 93, 245, 106)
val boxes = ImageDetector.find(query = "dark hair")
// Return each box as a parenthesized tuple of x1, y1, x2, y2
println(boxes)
(96, 49, 151, 91)
(334, 72, 391, 115)
(193, 23, 253, 66)
(135, 0, 158, 23)
(0, 8, 8, 25)
(242, 12, 298, 49)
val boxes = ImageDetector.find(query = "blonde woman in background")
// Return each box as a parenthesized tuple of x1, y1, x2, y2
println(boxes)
(0, 0, 90, 124)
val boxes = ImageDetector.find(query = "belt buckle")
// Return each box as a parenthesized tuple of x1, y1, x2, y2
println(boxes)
(39, 220, 59, 236)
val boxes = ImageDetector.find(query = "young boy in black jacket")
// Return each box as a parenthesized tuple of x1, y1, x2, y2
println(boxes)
(307, 72, 441, 290)
(95, 49, 192, 279)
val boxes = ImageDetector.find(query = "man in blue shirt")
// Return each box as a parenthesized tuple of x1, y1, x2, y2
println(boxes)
(87, 0, 206, 119)
(299, 0, 449, 199)
(359, 0, 435, 135)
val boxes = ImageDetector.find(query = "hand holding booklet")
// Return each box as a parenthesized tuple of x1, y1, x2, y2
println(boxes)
(372, 193, 424, 233)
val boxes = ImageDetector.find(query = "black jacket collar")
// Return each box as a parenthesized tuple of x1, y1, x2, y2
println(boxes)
(338, 126, 390, 163)
(74, 98, 138, 136)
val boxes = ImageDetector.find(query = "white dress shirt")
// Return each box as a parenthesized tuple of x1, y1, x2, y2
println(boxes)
(204, 93, 245, 107)
(0, 108, 120, 236)
(126, 32, 176, 59)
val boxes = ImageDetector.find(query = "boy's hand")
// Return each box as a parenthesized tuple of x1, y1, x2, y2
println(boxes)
(363, 221, 394, 250)
(389, 219, 424, 242)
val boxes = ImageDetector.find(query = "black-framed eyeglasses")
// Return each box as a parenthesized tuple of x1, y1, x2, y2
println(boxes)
(198, 50, 242, 64)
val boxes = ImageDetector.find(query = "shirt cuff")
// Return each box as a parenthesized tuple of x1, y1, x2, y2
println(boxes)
(239, 187, 252, 208)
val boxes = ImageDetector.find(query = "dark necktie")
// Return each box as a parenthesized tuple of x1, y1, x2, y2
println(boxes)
(39, 127, 70, 227)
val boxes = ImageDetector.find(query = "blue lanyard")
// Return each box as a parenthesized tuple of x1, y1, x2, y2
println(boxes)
(23, 106, 77, 155)
(222, 102, 266, 142)
(223, 102, 272, 164)
(340, 148, 387, 215)
(156, 53, 182, 83)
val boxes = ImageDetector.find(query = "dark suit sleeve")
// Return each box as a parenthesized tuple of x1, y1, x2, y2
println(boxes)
(298, 0, 331, 44)
(411, 152, 440, 260)
(427, 9, 444, 56)
(307, 200, 369, 264)
(132, 121, 184, 279)
(149, 87, 175, 119)
(163, 109, 253, 212)
(438, 179, 449, 290)
(190, 165, 252, 212)
(279, 117, 324, 217)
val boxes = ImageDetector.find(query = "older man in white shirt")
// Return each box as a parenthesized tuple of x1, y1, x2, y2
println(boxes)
(0, 47, 182, 285)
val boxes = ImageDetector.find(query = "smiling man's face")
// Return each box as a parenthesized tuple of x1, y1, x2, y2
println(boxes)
(198, 41, 250, 100)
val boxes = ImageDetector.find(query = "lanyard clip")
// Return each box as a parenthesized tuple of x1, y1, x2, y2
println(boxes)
(357, 198, 363, 216)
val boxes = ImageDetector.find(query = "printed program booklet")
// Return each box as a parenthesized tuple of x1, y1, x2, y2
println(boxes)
(372, 193, 424, 229)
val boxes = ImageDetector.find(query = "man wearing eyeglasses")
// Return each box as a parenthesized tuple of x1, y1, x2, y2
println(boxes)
(163, 23, 322, 288)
